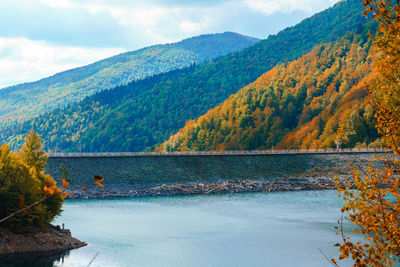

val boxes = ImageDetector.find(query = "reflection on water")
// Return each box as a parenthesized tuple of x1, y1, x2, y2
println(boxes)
(1, 251, 69, 267)
(4, 190, 360, 267)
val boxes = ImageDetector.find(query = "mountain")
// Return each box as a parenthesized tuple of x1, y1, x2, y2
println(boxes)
(0, 32, 259, 127)
(156, 29, 380, 152)
(1, 0, 370, 152)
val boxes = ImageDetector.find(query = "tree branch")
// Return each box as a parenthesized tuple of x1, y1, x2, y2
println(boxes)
(0, 195, 48, 223)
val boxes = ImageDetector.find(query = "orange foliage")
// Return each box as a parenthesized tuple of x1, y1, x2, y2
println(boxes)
(94, 175, 104, 184)
(333, 1, 400, 265)
(158, 32, 376, 152)
(61, 177, 70, 188)
(279, 73, 375, 149)
(334, 163, 400, 266)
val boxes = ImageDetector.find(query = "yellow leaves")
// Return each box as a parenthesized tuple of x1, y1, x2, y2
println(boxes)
(370, 21, 400, 155)
(94, 175, 104, 190)
(336, 163, 400, 265)
(61, 192, 73, 198)
(58, 167, 106, 196)
(378, 7, 386, 15)
(0, 132, 66, 228)
(18, 130, 48, 172)
(96, 184, 104, 190)
(61, 177, 70, 188)
(43, 185, 55, 196)
(94, 175, 104, 184)
(43, 177, 62, 196)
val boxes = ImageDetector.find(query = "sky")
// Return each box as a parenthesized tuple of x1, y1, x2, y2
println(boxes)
(0, 0, 337, 88)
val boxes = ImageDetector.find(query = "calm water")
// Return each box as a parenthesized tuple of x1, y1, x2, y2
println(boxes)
(47, 190, 356, 267)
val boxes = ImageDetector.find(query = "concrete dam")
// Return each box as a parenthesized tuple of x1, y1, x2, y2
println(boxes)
(45, 149, 388, 185)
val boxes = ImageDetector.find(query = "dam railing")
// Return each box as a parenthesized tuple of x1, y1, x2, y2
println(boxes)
(47, 148, 390, 158)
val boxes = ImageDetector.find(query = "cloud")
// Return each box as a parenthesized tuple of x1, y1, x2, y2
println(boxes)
(243, 0, 339, 15)
(0, 37, 124, 88)
(180, 20, 207, 33)
(0, 0, 337, 48)
(0, 0, 337, 87)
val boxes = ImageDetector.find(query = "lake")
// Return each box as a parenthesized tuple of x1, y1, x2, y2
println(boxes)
(42, 190, 358, 267)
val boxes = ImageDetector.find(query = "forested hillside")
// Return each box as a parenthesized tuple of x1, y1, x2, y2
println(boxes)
(1, 0, 369, 152)
(0, 32, 259, 127)
(157, 30, 380, 151)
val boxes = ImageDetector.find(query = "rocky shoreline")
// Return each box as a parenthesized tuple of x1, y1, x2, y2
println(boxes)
(0, 225, 86, 263)
(65, 176, 341, 199)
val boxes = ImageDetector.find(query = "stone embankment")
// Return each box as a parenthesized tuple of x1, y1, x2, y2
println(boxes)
(46, 152, 387, 185)
(65, 176, 339, 199)
(0, 225, 86, 262)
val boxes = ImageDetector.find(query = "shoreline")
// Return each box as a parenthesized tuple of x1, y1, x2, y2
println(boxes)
(0, 177, 345, 263)
(65, 176, 341, 199)
(0, 225, 86, 262)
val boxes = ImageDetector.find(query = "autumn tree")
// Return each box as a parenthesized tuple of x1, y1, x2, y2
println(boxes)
(157, 32, 376, 152)
(19, 129, 48, 172)
(366, 0, 400, 152)
(334, 1, 400, 265)
(0, 131, 64, 229)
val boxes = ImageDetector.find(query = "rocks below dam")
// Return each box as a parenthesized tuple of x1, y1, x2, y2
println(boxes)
(43, 152, 390, 199)
(65, 176, 339, 199)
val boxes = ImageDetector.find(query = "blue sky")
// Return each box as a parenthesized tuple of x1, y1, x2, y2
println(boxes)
(0, 0, 337, 88)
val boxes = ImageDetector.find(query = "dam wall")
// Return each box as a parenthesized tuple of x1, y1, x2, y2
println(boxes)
(45, 151, 388, 185)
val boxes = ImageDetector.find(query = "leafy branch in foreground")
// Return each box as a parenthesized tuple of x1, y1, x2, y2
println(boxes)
(333, 0, 400, 265)
(334, 162, 400, 266)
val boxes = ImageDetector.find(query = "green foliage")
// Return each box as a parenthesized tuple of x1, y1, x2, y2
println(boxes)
(18, 130, 48, 172)
(0, 132, 63, 229)
(1, 0, 369, 153)
(0, 32, 259, 128)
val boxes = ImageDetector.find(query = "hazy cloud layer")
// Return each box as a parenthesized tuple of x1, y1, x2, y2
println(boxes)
(0, 37, 124, 88)
(0, 0, 337, 87)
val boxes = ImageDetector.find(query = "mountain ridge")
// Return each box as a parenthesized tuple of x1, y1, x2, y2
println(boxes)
(0, 31, 259, 127)
(157, 28, 379, 152)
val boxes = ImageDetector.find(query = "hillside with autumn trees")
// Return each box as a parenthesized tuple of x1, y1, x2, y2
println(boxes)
(157, 28, 381, 152)
(0, 0, 369, 152)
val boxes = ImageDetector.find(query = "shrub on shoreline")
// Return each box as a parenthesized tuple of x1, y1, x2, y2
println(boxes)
(0, 131, 63, 229)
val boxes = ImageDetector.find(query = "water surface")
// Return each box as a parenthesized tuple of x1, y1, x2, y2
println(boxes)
(51, 190, 356, 267)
